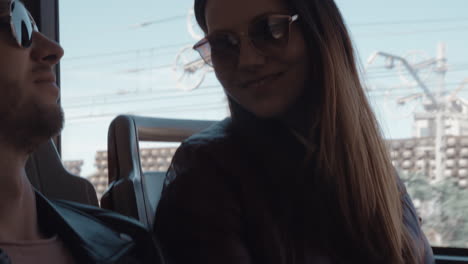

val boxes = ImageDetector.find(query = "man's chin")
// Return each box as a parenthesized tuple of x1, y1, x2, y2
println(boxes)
(0, 102, 64, 153)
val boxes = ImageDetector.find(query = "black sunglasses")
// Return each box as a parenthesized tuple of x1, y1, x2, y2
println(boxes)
(193, 13, 299, 69)
(0, 0, 38, 48)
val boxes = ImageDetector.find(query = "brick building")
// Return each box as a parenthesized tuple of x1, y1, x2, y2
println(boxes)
(85, 136, 468, 201)
(389, 136, 468, 188)
(63, 160, 84, 176)
(88, 147, 177, 200)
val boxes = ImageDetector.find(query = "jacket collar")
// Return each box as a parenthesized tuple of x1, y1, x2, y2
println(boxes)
(229, 103, 308, 165)
(35, 191, 134, 263)
(229, 101, 320, 208)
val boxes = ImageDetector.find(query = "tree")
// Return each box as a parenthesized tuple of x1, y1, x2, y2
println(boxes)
(400, 171, 468, 247)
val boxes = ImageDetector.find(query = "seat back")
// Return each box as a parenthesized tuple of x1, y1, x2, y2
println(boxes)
(101, 115, 215, 228)
(26, 139, 99, 206)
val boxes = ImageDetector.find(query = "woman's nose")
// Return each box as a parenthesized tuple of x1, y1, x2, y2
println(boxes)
(237, 37, 266, 71)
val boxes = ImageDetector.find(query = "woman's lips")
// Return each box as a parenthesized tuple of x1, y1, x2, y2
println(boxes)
(242, 72, 284, 90)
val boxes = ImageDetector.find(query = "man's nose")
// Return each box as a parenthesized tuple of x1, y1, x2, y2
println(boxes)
(30, 31, 65, 66)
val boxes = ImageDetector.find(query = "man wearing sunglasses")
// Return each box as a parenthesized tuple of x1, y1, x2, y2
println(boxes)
(0, 1, 164, 263)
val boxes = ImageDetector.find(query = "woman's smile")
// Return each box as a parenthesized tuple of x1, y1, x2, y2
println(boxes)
(241, 71, 284, 91)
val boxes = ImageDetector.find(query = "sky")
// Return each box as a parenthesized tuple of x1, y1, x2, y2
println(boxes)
(58, 0, 468, 176)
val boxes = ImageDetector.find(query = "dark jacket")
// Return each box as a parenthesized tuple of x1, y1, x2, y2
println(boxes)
(0, 191, 165, 264)
(154, 115, 434, 264)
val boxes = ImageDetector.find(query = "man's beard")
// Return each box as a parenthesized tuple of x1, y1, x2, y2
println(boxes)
(0, 97, 64, 153)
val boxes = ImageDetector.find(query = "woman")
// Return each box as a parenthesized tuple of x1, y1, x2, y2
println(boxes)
(154, 0, 434, 263)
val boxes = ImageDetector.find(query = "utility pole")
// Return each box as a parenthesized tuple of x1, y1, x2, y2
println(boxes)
(367, 43, 447, 181)
(434, 43, 448, 182)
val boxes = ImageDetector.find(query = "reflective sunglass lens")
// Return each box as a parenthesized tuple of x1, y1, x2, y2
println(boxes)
(251, 16, 289, 42)
(268, 17, 289, 40)
(208, 33, 240, 68)
(249, 16, 291, 54)
(209, 33, 239, 53)
(21, 23, 32, 47)
(194, 15, 297, 68)
(11, 1, 34, 47)
(194, 41, 213, 66)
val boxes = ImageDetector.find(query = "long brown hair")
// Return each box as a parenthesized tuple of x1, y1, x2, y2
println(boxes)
(195, 0, 420, 263)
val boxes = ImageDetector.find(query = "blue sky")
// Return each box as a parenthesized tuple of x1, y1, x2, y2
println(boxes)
(58, 0, 468, 176)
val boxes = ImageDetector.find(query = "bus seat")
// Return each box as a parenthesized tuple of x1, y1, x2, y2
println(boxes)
(101, 115, 215, 228)
(26, 139, 99, 206)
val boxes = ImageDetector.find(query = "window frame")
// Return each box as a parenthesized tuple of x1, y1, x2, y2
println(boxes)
(433, 247, 468, 263)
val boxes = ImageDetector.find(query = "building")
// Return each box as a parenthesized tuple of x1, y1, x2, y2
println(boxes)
(413, 98, 468, 138)
(85, 135, 468, 201)
(388, 136, 468, 187)
(63, 160, 84, 176)
(88, 147, 178, 200)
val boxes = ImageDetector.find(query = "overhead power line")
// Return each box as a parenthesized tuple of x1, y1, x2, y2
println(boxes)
(358, 26, 468, 38)
(59, 62, 468, 104)
(64, 85, 223, 109)
(127, 15, 186, 29)
(129, 14, 468, 29)
(62, 42, 191, 61)
(367, 82, 468, 97)
(350, 17, 468, 27)
(61, 79, 467, 111)
(63, 86, 211, 102)
(61, 16, 468, 62)
(67, 102, 227, 123)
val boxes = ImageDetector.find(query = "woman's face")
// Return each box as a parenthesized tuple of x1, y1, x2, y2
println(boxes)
(204, 0, 310, 118)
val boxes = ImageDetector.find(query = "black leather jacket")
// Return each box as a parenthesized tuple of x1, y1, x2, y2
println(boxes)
(0, 191, 164, 264)
(154, 114, 434, 264)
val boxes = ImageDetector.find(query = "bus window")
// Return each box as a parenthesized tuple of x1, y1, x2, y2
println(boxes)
(335, 1, 468, 248)
(58, 0, 467, 250)
(58, 0, 228, 199)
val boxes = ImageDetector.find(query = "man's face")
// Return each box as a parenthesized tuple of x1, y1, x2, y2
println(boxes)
(0, 0, 65, 152)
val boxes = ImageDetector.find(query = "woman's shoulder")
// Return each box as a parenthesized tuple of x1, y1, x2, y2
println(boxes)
(156, 118, 244, 225)
(182, 118, 235, 147)
(154, 120, 249, 264)
(174, 118, 240, 163)
(164, 118, 240, 183)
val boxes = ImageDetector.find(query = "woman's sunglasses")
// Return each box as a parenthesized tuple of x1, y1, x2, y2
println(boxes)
(0, 0, 38, 48)
(193, 14, 299, 69)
